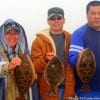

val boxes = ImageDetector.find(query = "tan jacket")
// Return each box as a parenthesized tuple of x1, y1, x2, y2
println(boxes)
(31, 28, 76, 100)
(0, 46, 29, 100)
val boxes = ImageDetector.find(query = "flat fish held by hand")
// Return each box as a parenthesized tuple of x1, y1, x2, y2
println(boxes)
(76, 48, 96, 92)
(44, 56, 64, 96)
(14, 54, 36, 100)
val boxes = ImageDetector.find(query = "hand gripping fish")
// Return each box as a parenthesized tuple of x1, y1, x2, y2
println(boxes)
(76, 48, 96, 92)
(44, 56, 64, 96)
(14, 54, 35, 100)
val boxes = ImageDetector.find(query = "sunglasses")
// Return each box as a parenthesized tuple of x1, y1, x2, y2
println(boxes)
(49, 16, 63, 21)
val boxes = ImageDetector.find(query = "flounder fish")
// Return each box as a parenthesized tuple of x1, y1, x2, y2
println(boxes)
(44, 56, 64, 96)
(14, 54, 35, 100)
(76, 48, 96, 92)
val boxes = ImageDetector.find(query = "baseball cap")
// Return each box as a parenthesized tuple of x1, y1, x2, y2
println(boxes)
(4, 23, 20, 33)
(48, 7, 64, 20)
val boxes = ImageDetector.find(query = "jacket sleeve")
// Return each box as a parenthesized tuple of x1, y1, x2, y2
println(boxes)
(31, 37, 48, 74)
(69, 29, 84, 67)
(0, 61, 10, 76)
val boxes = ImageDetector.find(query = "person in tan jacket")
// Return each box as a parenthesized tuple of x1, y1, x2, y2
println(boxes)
(31, 7, 76, 100)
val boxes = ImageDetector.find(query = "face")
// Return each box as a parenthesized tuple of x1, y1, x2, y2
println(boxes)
(87, 6, 100, 30)
(5, 29, 20, 49)
(47, 15, 65, 34)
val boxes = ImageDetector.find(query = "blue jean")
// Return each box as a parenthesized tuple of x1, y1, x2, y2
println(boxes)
(0, 78, 5, 100)
(58, 87, 64, 100)
(76, 88, 100, 100)
(31, 80, 39, 100)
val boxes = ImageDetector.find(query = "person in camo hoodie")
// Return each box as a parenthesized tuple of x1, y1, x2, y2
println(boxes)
(31, 7, 76, 100)
(0, 19, 39, 100)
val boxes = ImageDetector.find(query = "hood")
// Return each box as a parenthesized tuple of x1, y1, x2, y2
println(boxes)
(0, 19, 29, 54)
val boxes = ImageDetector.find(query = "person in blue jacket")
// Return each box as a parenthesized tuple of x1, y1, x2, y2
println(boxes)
(69, 0, 100, 99)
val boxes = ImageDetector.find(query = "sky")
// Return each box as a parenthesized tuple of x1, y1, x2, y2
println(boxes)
(0, 0, 92, 49)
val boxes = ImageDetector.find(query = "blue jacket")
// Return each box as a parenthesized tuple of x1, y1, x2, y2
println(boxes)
(69, 24, 100, 98)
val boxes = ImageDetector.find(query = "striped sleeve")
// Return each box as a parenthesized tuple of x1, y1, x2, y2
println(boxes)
(69, 25, 87, 67)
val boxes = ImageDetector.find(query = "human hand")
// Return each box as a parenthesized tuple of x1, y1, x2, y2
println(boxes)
(44, 52, 56, 62)
(9, 57, 22, 71)
(78, 49, 85, 58)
